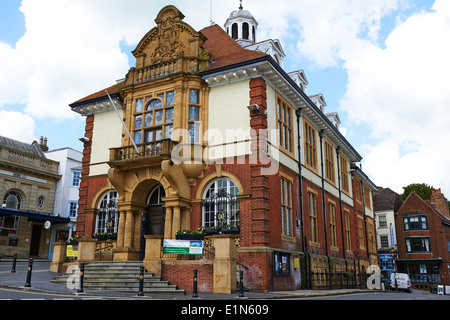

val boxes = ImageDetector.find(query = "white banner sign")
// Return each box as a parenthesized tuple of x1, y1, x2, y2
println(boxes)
(163, 240, 203, 255)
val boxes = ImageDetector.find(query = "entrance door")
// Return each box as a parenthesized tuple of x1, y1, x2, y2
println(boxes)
(145, 185, 166, 236)
(29, 225, 41, 256)
(146, 206, 165, 236)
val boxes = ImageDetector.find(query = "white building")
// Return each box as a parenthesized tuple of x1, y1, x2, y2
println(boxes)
(373, 186, 403, 277)
(45, 147, 82, 258)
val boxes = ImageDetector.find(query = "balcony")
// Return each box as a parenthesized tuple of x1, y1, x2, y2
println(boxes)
(109, 139, 174, 165)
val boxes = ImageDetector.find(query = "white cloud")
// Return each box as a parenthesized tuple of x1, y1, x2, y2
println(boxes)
(0, 110, 36, 142)
(339, 0, 450, 196)
(1, 0, 448, 197)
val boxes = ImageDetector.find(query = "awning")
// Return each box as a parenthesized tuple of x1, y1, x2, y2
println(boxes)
(0, 207, 71, 224)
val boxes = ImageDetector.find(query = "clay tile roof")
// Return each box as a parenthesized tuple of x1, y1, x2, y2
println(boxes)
(200, 24, 267, 70)
(70, 81, 125, 107)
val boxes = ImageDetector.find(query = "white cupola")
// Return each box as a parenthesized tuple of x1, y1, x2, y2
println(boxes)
(224, 0, 258, 47)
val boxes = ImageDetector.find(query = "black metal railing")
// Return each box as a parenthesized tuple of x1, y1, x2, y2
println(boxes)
(309, 270, 369, 290)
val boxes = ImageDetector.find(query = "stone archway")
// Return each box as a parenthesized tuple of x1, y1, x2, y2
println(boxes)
(108, 165, 172, 261)
(107, 160, 200, 261)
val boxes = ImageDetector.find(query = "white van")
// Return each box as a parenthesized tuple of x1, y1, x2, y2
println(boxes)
(390, 273, 412, 293)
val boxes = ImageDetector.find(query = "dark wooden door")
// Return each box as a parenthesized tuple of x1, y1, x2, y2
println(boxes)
(146, 206, 165, 236)
(29, 225, 41, 256)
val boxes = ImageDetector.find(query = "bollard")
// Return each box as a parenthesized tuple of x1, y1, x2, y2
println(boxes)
(239, 270, 245, 298)
(138, 266, 145, 296)
(77, 262, 85, 293)
(11, 253, 17, 273)
(192, 269, 198, 298)
(24, 258, 33, 288)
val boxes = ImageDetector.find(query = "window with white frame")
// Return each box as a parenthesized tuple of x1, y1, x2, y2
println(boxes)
(71, 169, 81, 187)
(68, 201, 78, 219)
(380, 235, 389, 248)
(405, 237, 430, 253)
(3, 192, 22, 210)
(378, 215, 387, 228)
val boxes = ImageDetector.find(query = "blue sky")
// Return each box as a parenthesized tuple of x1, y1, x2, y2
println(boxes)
(0, 0, 449, 197)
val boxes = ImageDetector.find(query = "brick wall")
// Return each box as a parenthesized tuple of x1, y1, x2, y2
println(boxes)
(76, 114, 110, 238)
(162, 262, 213, 293)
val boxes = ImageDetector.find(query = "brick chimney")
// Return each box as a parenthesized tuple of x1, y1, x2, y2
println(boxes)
(431, 188, 450, 218)
(39, 136, 49, 152)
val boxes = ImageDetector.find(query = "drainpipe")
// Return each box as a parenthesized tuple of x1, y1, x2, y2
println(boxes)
(360, 174, 370, 264)
(336, 147, 346, 267)
(296, 109, 309, 289)
(319, 130, 331, 289)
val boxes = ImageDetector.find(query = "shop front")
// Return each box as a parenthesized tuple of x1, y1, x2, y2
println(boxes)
(397, 259, 442, 289)
(0, 207, 70, 259)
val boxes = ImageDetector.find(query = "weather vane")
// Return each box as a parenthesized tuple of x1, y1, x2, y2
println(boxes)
(239, 0, 243, 10)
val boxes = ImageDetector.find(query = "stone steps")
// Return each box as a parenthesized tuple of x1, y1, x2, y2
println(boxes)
(51, 261, 185, 295)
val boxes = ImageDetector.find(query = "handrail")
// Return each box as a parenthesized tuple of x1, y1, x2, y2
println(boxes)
(110, 139, 174, 162)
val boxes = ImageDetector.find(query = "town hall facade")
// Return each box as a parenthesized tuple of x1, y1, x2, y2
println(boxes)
(69, 4, 378, 292)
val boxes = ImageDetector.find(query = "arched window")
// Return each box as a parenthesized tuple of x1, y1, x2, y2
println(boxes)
(147, 185, 166, 206)
(95, 191, 119, 234)
(3, 192, 22, 210)
(203, 178, 240, 228)
(242, 22, 249, 40)
(232, 23, 238, 39)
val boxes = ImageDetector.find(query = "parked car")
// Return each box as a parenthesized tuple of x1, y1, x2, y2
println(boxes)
(390, 273, 412, 293)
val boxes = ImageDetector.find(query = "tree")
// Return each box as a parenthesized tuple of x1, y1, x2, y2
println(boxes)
(401, 183, 434, 201)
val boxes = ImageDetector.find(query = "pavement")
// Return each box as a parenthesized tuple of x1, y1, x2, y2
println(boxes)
(0, 259, 373, 300)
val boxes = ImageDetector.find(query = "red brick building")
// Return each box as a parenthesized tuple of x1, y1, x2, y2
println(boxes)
(69, 5, 377, 292)
(396, 189, 450, 289)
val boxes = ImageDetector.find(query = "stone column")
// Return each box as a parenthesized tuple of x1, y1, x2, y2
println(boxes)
(172, 206, 181, 237)
(117, 210, 126, 248)
(124, 210, 135, 248)
(164, 207, 173, 239)
(181, 207, 191, 232)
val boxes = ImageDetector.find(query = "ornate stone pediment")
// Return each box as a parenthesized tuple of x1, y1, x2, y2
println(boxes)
(128, 5, 211, 84)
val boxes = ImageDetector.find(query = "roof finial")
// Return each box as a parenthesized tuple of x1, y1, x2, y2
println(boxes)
(239, 0, 243, 10)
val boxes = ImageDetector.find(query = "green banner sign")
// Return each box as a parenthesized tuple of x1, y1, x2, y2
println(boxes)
(163, 240, 204, 255)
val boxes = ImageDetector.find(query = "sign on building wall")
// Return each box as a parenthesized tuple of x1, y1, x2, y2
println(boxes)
(163, 240, 203, 255)
(66, 245, 78, 258)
